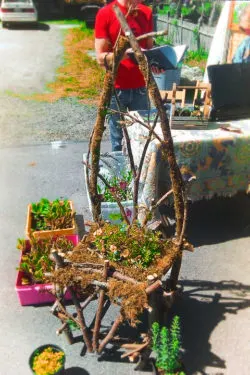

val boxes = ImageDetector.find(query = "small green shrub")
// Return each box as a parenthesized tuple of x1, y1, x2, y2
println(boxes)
(31, 198, 73, 231)
(181, 6, 193, 18)
(198, 1, 212, 18)
(158, 4, 177, 17)
(155, 35, 174, 47)
(92, 222, 166, 268)
(152, 316, 183, 374)
(192, 26, 199, 43)
(184, 48, 208, 63)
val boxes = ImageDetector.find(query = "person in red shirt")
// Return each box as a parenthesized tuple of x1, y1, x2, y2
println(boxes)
(95, 0, 162, 151)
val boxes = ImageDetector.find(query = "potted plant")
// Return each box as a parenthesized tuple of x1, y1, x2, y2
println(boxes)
(29, 344, 65, 375)
(26, 198, 76, 239)
(16, 235, 79, 305)
(83, 152, 134, 224)
(151, 317, 185, 375)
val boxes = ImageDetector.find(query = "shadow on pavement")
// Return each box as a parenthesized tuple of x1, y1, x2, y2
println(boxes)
(36, 22, 50, 31)
(65, 367, 90, 374)
(187, 192, 250, 246)
(169, 279, 250, 375)
(75, 214, 86, 240)
(159, 191, 250, 246)
(5, 22, 50, 31)
(98, 348, 153, 373)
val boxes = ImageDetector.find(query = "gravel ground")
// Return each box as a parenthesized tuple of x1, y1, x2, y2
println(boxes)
(0, 95, 104, 148)
(0, 24, 104, 148)
(0, 24, 200, 149)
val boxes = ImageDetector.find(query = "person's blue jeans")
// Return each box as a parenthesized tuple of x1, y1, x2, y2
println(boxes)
(108, 87, 149, 151)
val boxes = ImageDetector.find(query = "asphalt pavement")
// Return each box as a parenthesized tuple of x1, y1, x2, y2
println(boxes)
(0, 140, 249, 375)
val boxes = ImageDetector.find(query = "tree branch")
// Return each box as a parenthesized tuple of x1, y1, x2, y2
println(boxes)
(113, 4, 185, 240)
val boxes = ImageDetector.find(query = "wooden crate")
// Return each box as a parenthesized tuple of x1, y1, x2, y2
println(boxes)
(25, 200, 76, 239)
(170, 116, 209, 130)
(170, 83, 211, 130)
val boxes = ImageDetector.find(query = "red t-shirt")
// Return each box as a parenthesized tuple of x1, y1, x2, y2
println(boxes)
(95, 1, 153, 89)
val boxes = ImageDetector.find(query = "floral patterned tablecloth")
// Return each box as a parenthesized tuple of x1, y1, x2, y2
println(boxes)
(127, 111, 250, 207)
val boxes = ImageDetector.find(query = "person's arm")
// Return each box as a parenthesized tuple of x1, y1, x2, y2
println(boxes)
(233, 40, 245, 63)
(94, 7, 114, 69)
(95, 38, 113, 68)
(145, 36, 154, 50)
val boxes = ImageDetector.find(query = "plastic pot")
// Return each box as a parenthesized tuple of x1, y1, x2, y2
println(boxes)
(150, 358, 186, 374)
(29, 344, 65, 375)
(153, 68, 181, 90)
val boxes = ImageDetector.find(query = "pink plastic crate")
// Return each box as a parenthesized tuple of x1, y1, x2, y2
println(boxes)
(15, 234, 79, 306)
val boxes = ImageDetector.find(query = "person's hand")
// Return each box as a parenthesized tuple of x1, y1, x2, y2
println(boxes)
(124, 49, 131, 60)
(151, 64, 165, 74)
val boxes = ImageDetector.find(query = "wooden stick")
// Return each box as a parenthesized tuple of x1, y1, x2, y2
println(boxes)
(52, 310, 74, 345)
(122, 125, 137, 178)
(147, 277, 162, 327)
(110, 270, 138, 284)
(53, 299, 80, 328)
(91, 280, 108, 289)
(51, 250, 65, 267)
(56, 322, 68, 336)
(93, 260, 109, 351)
(51, 251, 75, 344)
(121, 343, 146, 349)
(152, 189, 173, 209)
(136, 29, 168, 41)
(63, 260, 139, 285)
(68, 286, 93, 353)
(134, 113, 159, 221)
(113, 5, 185, 239)
(64, 261, 105, 269)
(52, 252, 92, 351)
(51, 300, 59, 314)
(169, 177, 193, 288)
(121, 340, 149, 358)
(112, 89, 136, 179)
(120, 111, 163, 144)
(162, 290, 176, 309)
(73, 267, 103, 274)
(83, 160, 130, 225)
(147, 274, 157, 284)
(128, 351, 141, 362)
(81, 292, 98, 311)
(145, 280, 162, 295)
(97, 314, 123, 353)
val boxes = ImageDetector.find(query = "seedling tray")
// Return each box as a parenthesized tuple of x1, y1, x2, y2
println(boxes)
(25, 200, 76, 240)
(15, 234, 79, 306)
(171, 116, 209, 129)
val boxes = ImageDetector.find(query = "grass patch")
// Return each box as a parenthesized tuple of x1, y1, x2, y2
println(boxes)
(184, 48, 208, 72)
(31, 22, 104, 105)
(45, 19, 84, 25)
